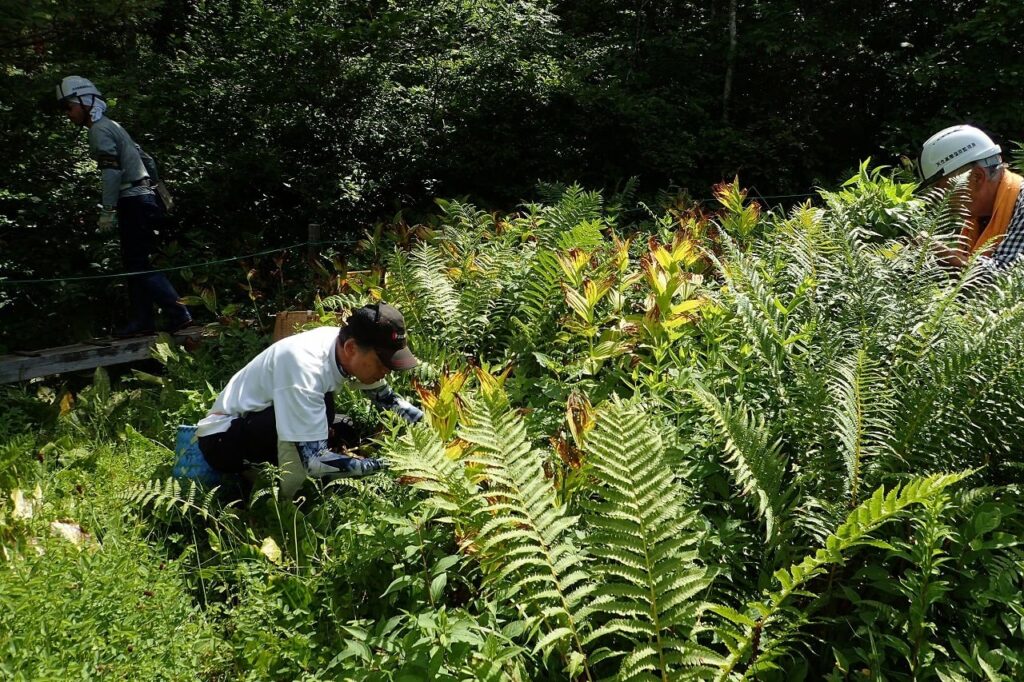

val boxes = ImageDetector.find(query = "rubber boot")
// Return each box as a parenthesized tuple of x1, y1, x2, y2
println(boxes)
(113, 276, 156, 337)
(142, 273, 192, 332)
(277, 441, 307, 500)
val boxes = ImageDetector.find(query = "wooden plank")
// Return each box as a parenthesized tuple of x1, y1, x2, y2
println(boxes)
(81, 340, 114, 348)
(0, 327, 204, 384)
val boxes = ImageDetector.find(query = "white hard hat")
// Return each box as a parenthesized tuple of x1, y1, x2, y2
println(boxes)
(918, 125, 1002, 186)
(56, 75, 103, 103)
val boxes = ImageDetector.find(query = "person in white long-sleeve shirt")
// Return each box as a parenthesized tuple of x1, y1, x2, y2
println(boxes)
(196, 302, 423, 497)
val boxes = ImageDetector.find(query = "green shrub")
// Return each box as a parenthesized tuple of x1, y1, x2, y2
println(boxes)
(0, 529, 224, 680)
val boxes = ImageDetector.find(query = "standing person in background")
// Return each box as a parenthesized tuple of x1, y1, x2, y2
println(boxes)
(57, 76, 191, 337)
(918, 124, 1024, 270)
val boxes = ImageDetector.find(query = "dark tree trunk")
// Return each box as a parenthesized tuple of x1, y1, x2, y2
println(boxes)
(722, 0, 738, 124)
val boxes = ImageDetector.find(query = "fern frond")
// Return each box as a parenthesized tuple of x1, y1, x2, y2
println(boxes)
(385, 424, 483, 532)
(120, 476, 233, 535)
(828, 349, 896, 507)
(778, 204, 834, 296)
(531, 184, 606, 249)
(459, 385, 595, 679)
(896, 492, 954, 676)
(691, 381, 787, 540)
(715, 243, 790, 383)
(711, 471, 971, 681)
(511, 247, 563, 349)
(775, 473, 968, 603)
(316, 293, 367, 316)
(894, 296, 1024, 467)
(899, 249, 994, 363)
(453, 252, 505, 353)
(409, 241, 460, 329)
(439, 198, 494, 234)
(385, 248, 425, 329)
(583, 399, 717, 680)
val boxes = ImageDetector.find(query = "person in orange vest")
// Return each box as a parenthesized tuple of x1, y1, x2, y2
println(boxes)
(918, 125, 1024, 269)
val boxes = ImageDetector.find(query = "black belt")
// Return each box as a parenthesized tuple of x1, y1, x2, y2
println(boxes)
(119, 178, 152, 192)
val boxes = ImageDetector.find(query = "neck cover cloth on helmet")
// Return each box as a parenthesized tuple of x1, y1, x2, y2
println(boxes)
(86, 95, 107, 123)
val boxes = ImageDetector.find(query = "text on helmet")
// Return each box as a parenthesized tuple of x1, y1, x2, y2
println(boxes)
(937, 142, 977, 167)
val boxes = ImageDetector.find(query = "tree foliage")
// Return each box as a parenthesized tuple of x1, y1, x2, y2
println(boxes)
(3, 0, 1024, 347)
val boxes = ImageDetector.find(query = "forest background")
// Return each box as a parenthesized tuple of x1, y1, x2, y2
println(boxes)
(1, 0, 1023, 348)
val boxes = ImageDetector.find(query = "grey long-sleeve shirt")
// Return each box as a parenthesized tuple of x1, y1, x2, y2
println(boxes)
(87, 116, 153, 208)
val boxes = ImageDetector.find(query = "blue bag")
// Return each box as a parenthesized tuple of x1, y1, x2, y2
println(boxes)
(172, 424, 222, 486)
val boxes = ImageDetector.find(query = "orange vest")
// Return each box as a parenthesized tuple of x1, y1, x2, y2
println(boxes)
(961, 170, 1024, 256)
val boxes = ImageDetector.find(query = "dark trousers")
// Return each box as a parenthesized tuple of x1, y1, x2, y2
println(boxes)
(197, 393, 363, 473)
(117, 194, 188, 326)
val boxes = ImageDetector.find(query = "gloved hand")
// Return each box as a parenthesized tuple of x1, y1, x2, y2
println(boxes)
(350, 457, 389, 476)
(307, 450, 389, 479)
(97, 209, 117, 233)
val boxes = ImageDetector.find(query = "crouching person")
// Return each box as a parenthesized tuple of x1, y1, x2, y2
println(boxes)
(195, 303, 424, 498)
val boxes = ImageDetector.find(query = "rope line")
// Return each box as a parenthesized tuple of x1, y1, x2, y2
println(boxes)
(0, 238, 361, 287)
(690, 189, 820, 205)
(1, 188, 824, 287)
(748, 190, 820, 201)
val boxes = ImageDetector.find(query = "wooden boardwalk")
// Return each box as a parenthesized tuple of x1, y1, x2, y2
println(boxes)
(0, 327, 205, 384)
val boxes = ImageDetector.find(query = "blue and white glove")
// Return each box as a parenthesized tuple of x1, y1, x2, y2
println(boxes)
(310, 454, 388, 478)
(296, 440, 388, 479)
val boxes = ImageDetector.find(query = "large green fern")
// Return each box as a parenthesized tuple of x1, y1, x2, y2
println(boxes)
(459, 385, 596, 679)
(121, 476, 230, 528)
(711, 471, 970, 680)
(691, 381, 788, 541)
(583, 399, 720, 680)
(383, 424, 484, 542)
(828, 349, 895, 507)
(408, 241, 460, 331)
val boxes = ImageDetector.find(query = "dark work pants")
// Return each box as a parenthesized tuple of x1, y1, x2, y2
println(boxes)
(197, 392, 363, 473)
(117, 193, 188, 327)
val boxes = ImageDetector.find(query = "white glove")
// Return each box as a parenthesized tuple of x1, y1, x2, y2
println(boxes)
(97, 209, 117, 233)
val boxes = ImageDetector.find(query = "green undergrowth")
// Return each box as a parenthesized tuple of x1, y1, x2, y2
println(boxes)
(3, 169, 1024, 680)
